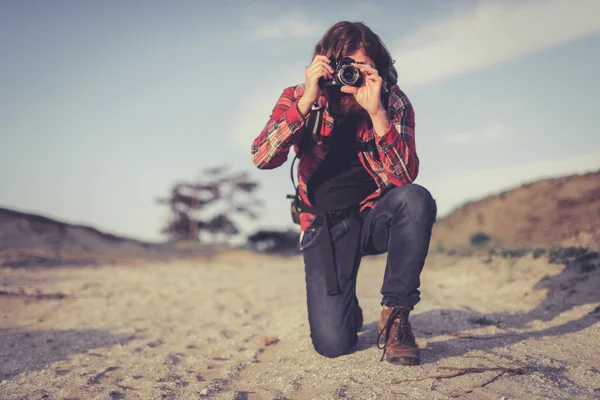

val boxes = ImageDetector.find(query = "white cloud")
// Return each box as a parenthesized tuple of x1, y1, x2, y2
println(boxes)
(230, 65, 304, 148)
(249, 13, 327, 40)
(444, 124, 506, 145)
(392, 0, 600, 91)
(444, 132, 471, 145)
(421, 151, 600, 217)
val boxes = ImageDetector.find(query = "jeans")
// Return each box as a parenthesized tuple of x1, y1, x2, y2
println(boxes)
(301, 183, 437, 358)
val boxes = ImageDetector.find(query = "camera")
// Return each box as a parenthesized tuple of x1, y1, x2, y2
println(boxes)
(319, 57, 363, 89)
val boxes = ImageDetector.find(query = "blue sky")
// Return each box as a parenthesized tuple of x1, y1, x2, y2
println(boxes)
(1, 0, 599, 242)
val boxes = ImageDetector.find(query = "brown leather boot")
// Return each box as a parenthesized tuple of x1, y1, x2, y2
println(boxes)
(377, 306, 420, 365)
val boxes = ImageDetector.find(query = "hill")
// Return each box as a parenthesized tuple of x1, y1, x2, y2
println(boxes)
(431, 169, 600, 252)
(2, 168, 599, 267)
(0, 207, 210, 267)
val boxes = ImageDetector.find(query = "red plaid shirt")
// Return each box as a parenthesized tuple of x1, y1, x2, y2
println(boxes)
(251, 83, 419, 236)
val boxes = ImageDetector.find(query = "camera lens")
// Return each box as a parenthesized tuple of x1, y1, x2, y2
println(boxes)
(339, 65, 360, 85)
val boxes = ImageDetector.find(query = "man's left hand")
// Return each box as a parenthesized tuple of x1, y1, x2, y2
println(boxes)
(340, 63, 385, 117)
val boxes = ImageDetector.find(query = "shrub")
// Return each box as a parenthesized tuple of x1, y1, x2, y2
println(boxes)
(470, 232, 492, 246)
(532, 248, 546, 259)
(500, 247, 531, 259)
(548, 246, 599, 265)
(436, 240, 445, 253)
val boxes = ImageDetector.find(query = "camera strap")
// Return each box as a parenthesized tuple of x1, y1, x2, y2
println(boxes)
(288, 107, 323, 197)
(296, 107, 323, 158)
(285, 105, 369, 295)
(287, 107, 359, 295)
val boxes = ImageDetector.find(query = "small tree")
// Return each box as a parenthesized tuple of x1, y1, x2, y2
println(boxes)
(157, 165, 263, 244)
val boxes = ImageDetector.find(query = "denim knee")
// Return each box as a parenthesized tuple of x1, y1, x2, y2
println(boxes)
(387, 184, 436, 220)
(311, 332, 357, 358)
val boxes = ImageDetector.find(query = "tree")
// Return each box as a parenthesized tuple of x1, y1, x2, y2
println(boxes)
(157, 165, 263, 244)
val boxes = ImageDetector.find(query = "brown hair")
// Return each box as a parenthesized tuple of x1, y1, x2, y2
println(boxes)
(313, 21, 394, 79)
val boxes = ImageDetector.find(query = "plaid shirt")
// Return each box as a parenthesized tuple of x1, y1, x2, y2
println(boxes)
(251, 83, 419, 236)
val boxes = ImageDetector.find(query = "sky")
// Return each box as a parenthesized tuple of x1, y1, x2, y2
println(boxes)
(1, 0, 599, 242)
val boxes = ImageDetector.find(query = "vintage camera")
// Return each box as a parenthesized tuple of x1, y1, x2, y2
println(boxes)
(319, 57, 363, 89)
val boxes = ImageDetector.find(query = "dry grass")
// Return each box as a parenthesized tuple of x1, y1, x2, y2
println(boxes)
(431, 170, 600, 251)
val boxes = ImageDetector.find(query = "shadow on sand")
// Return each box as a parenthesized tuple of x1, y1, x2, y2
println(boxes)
(0, 328, 135, 380)
(354, 255, 600, 365)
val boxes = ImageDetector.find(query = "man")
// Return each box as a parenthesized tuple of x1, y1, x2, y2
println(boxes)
(250, 21, 437, 365)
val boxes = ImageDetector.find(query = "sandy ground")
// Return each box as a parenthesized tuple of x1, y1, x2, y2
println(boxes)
(1, 250, 599, 400)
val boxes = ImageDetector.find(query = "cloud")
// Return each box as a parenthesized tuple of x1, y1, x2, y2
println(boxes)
(248, 12, 327, 40)
(421, 150, 600, 217)
(230, 65, 304, 149)
(444, 124, 506, 145)
(444, 132, 471, 145)
(392, 0, 600, 91)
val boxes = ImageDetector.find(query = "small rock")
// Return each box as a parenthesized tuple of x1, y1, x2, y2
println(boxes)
(165, 353, 181, 365)
(147, 338, 164, 348)
(258, 336, 279, 347)
(221, 330, 234, 339)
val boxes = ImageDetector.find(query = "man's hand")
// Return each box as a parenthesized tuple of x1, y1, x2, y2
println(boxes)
(340, 63, 384, 116)
(298, 55, 334, 117)
(340, 63, 391, 136)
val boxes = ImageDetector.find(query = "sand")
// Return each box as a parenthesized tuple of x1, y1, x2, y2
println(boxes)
(1, 250, 599, 399)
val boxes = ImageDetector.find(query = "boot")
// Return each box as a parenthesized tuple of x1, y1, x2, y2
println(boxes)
(377, 306, 420, 365)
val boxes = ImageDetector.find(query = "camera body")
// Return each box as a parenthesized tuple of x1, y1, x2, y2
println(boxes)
(319, 57, 363, 89)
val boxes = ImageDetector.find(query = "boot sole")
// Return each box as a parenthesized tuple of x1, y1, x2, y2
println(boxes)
(386, 355, 420, 366)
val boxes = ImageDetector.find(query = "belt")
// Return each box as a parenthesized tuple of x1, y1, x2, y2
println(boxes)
(297, 201, 361, 296)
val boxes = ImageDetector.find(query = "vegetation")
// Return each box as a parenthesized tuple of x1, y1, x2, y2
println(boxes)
(430, 170, 600, 251)
(247, 229, 300, 255)
(157, 165, 302, 254)
(470, 231, 492, 246)
(156, 166, 263, 245)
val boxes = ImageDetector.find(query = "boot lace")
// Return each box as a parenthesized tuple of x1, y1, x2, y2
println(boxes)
(376, 306, 413, 361)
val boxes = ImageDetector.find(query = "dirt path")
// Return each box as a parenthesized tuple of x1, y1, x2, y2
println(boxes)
(1, 250, 599, 399)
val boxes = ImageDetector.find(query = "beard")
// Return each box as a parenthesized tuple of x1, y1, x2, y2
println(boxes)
(326, 87, 366, 117)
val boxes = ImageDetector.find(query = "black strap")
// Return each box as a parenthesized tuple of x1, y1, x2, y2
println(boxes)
(295, 200, 360, 295)
(287, 105, 368, 296)
(289, 107, 323, 195)
(296, 107, 323, 158)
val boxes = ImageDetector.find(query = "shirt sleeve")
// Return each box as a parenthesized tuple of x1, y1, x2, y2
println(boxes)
(375, 87, 419, 186)
(250, 86, 308, 169)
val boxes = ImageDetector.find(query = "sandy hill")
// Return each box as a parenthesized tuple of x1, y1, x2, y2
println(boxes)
(2, 168, 599, 267)
(0, 207, 208, 267)
(431, 170, 600, 252)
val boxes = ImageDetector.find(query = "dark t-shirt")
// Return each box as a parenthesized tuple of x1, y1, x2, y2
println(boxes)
(307, 114, 378, 211)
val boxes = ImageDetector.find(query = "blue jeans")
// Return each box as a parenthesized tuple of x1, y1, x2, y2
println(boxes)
(301, 183, 437, 358)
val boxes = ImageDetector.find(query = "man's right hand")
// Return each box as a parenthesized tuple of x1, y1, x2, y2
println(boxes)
(297, 55, 334, 117)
